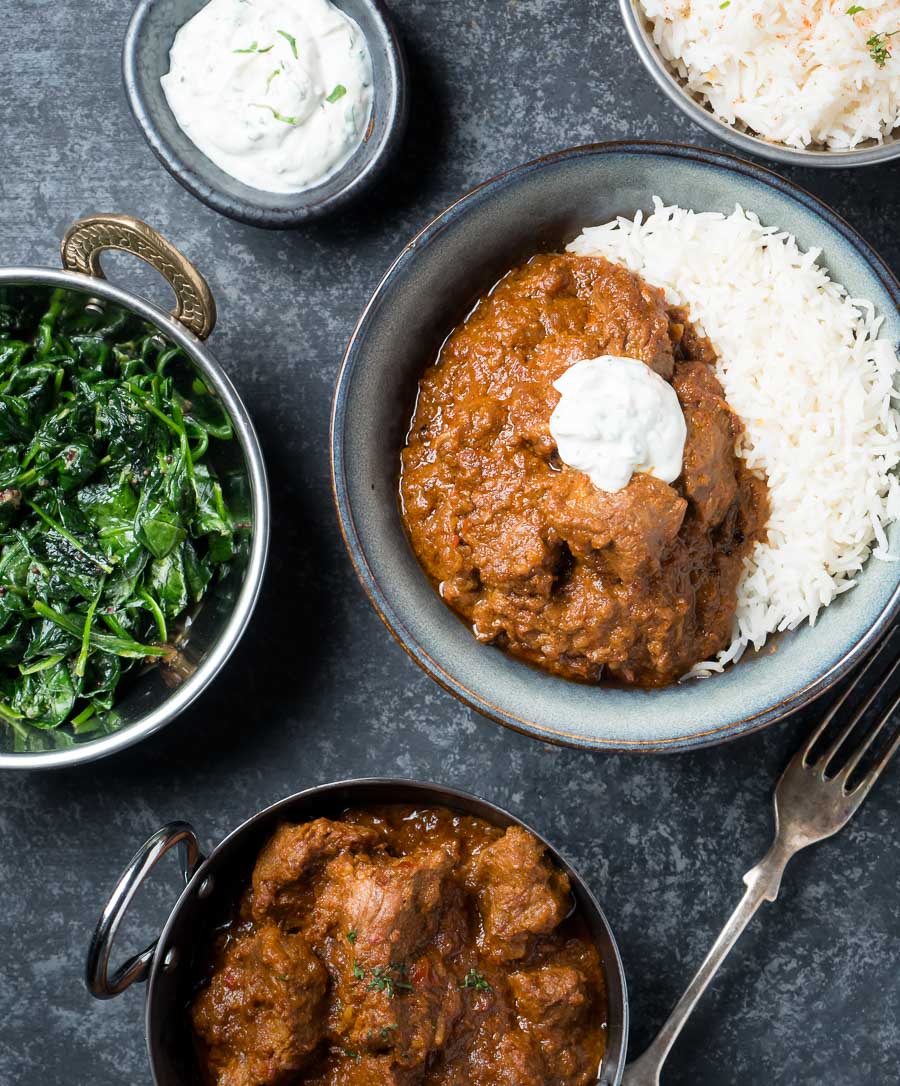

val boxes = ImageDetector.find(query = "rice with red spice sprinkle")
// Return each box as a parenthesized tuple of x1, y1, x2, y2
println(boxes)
(639, 0, 900, 150)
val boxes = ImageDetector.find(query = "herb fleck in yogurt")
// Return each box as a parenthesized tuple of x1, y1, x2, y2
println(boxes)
(161, 0, 373, 194)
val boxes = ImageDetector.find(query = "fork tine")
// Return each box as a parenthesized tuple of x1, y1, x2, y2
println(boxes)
(803, 631, 895, 757)
(811, 636, 900, 772)
(838, 677, 900, 784)
(850, 725, 900, 799)
(801, 679, 860, 762)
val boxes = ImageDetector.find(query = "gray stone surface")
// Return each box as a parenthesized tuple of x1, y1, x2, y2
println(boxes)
(0, 1, 898, 1083)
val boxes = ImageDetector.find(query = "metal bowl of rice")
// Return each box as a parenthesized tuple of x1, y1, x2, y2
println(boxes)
(332, 141, 900, 752)
(620, 0, 900, 168)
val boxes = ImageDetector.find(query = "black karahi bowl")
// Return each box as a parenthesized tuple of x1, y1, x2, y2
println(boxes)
(85, 778, 629, 1085)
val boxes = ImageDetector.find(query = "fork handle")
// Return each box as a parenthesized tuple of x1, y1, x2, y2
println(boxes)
(620, 839, 792, 1086)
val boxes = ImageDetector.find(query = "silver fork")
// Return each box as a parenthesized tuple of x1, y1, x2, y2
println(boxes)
(622, 630, 900, 1086)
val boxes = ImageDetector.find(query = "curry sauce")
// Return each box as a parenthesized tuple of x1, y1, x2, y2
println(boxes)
(399, 254, 768, 686)
(192, 806, 607, 1086)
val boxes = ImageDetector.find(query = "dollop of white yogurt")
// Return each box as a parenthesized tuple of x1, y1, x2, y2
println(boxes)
(549, 356, 686, 493)
(161, 0, 373, 194)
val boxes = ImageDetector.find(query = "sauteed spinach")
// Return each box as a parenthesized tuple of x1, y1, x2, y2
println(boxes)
(0, 286, 237, 750)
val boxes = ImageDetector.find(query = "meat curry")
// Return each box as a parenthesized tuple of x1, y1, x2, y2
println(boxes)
(192, 806, 607, 1086)
(400, 253, 768, 686)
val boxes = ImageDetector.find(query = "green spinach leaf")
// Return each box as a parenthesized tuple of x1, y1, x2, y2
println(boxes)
(0, 286, 237, 737)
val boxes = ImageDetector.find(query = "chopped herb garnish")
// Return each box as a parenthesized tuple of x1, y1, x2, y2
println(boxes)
(340, 1047, 360, 1061)
(352, 961, 366, 980)
(251, 103, 301, 125)
(380, 1024, 399, 1039)
(868, 30, 898, 67)
(846, 5, 865, 13)
(346, 929, 358, 945)
(233, 41, 274, 54)
(458, 969, 492, 991)
(277, 29, 299, 58)
(719, 1, 730, 8)
(366, 964, 414, 997)
(326, 83, 348, 103)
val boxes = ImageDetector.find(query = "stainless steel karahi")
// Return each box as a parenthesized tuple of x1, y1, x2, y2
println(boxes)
(619, 0, 900, 168)
(0, 214, 269, 769)
(86, 778, 629, 1086)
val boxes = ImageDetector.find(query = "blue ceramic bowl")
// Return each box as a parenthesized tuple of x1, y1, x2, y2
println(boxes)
(331, 142, 900, 753)
(123, 0, 408, 228)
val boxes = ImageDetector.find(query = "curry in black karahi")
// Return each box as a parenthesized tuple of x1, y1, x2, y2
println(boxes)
(192, 805, 607, 1085)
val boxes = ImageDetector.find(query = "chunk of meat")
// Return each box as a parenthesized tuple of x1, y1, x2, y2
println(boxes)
(469, 827, 571, 961)
(510, 963, 598, 1085)
(329, 946, 463, 1070)
(462, 465, 558, 591)
(673, 362, 743, 528)
(668, 305, 717, 366)
(509, 962, 588, 1026)
(191, 923, 327, 1086)
(547, 471, 687, 581)
(470, 1030, 547, 1086)
(680, 408, 738, 527)
(317, 848, 465, 1074)
(317, 844, 459, 966)
(321, 1053, 423, 1086)
(581, 260, 674, 378)
(251, 819, 379, 922)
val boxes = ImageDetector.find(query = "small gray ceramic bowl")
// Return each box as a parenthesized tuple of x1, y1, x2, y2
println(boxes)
(620, 0, 900, 169)
(123, 0, 408, 228)
(331, 141, 900, 753)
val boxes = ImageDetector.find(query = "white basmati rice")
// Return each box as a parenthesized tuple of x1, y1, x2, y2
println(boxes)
(639, 0, 900, 150)
(568, 200, 900, 674)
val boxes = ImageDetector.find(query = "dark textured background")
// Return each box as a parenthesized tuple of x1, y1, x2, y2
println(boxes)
(0, 1, 898, 1083)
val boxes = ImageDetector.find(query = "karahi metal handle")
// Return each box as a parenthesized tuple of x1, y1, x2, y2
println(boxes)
(86, 821, 202, 1000)
(60, 214, 217, 339)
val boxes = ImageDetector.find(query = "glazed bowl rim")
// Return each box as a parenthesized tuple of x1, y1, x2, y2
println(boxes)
(146, 776, 629, 1086)
(122, 0, 409, 228)
(618, 0, 900, 168)
(0, 266, 270, 769)
(330, 138, 900, 753)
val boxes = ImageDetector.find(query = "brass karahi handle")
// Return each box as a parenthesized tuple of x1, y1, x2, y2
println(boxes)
(60, 214, 217, 340)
